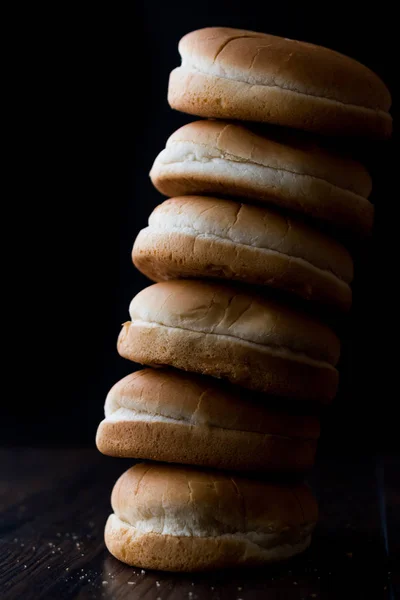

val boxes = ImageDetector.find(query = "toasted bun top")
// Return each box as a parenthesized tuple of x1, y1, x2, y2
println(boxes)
(105, 369, 320, 438)
(160, 120, 372, 198)
(128, 280, 340, 366)
(178, 27, 391, 113)
(111, 462, 318, 536)
(146, 196, 354, 283)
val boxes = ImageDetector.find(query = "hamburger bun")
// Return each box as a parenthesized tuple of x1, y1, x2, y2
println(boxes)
(132, 196, 353, 312)
(96, 368, 320, 472)
(105, 462, 318, 571)
(168, 27, 392, 139)
(150, 120, 373, 237)
(117, 280, 340, 403)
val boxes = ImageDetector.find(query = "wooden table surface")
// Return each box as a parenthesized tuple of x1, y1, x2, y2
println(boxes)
(0, 449, 398, 600)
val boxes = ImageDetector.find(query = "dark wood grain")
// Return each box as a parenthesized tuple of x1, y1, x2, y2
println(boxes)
(0, 449, 398, 600)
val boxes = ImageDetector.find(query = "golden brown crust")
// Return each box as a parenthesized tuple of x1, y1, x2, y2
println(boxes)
(150, 121, 374, 235)
(168, 27, 392, 138)
(118, 280, 339, 402)
(164, 121, 372, 196)
(117, 320, 338, 403)
(100, 369, 321, 437)
(126, 280, 340, 366)
(96, 369, 319, 471)
(96, 420, 318, 472)
(111, 463, 318, 530)
(178, 28, 391, 110)
(105, 463, 318, 570)
(132, 196, 353, 311)
(105, 516, 313, 571)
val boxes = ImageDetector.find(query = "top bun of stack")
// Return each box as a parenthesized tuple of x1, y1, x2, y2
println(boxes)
(168, 27, 392, 139)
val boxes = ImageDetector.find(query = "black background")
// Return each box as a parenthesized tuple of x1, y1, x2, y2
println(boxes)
(5, 2, 397, 454)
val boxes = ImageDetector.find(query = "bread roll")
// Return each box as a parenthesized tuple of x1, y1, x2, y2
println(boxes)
(118, 280, 340, 402)
(150, 120, 373, 236)
(105, 462, 319, 571)
(168, 27, 392, 139)
(133, 196, 353, 311)
(96, 368, 320, 472)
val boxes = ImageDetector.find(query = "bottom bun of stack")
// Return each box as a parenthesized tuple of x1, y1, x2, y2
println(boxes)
(105, 462, 318, 571)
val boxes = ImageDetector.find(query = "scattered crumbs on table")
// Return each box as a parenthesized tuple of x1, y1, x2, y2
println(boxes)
(102, 581, 108, 585)
(141, 569, 146, 574)
(156, 580, 161, 586)
(127, 581, 135, 585)
(293, 581, 298, 585)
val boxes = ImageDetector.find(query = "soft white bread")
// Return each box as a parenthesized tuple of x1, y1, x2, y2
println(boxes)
(96, 369, 320, 472)
(117, 280, 340, 402)
(132, 196, 353, 312)
(105, 462, 318, 571)
(150, 121, 374, 236)
(168, 27, 392, 139)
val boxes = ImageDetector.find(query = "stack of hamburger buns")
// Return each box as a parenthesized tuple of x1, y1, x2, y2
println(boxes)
(96, 27, 392, 572)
